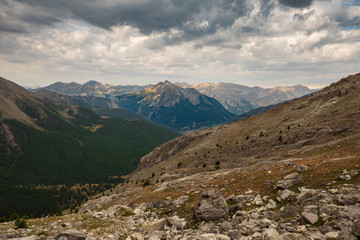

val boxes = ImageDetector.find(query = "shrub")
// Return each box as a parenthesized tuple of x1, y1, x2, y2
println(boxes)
(0, 217, 6, 222)
(177, 162, 182, 168)
(15, 218, 28, 229)
(152, 172, 155, 177)
(215, 161, 220, 166)
(259, 131, 264, 137)
(9, 213, 19, 221)
(142, 179, 151, 188)
(278, 135, 282, 141)
(202, 163, 207, 168)
(245, 135, 249, 140)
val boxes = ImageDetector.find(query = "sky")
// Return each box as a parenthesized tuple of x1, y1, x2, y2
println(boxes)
(0, 0, 360, 88)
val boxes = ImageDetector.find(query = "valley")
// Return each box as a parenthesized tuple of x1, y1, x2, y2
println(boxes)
(0, 77, 180, 219)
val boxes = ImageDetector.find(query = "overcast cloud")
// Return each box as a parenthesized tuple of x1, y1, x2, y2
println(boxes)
(0, 0, 359, 87)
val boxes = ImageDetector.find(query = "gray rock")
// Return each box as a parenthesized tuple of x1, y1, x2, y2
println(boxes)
(173, 195, 189, 205)
(277, 189, 295, 202)
(265, 199, 277, 210)
(253, 194, 264, 206)
(340, 174, 352, 180)
(324, 231, 339, 239)
(295, 164, 308, 172)
(352, 220, 360, 236)
(221, 221, 232, 233)
(337, 194, 359, 205)
(264, 211, 280, 221)
(194, 189, 229, 221)
(142, 219, 167, 232)
(337, 229, 357, 240)
(263, 228, 280, 240)
(302, 212, 318, 225)
(280, 205, 299, 218)
(229, 203, 242, 213)
(166, 216, 184, 230)
(54, 230, 87, 240)
(276, 172, 303, 189)
(147, 200, 170, 209)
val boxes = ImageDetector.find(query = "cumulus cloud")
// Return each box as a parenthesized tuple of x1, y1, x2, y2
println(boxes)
(0, 0, 360, 87)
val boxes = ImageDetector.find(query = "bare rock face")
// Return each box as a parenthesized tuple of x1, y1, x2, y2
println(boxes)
(194, 189, 229, 221)
(276, 172, 303, 189)
(54, 230, 86, 240)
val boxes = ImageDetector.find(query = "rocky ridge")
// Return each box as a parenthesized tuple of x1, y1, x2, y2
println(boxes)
(188, 82, 315, 114)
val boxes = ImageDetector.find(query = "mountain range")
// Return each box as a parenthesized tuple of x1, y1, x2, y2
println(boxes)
(182, 82, 315, 114)
(38, 80, 315, 116)
(42, 80, 147, 97)
(115, 81, 236, 132)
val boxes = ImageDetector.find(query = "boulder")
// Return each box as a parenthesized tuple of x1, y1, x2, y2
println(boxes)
(166, 216, 184, 230)
(173, 195, 189, 205)
(253, 194, 264, 206)
(141, 219, 167, 232)
(337, 194, 359, 206)
(54, 230, 87, 240)
(265, 199, 277, 210)
(352, 220, 360, 236)
(263, 228, 280, 240)
(277, 189, 295, 202)
(295, 164, 308, 172)
(302, 212, 319, 225)
(280, 205, 299, 218)
(276, 172, 303, 189)
(194, 189, 229, 221)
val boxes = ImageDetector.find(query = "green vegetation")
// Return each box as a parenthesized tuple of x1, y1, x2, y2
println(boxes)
(0, 93, 179, 218)
(15, 217, 28, 229)
(215, 161, 220, 169)
(142, 179, 151, 188)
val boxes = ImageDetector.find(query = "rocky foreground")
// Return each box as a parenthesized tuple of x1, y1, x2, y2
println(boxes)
(1, 164, 359, 240)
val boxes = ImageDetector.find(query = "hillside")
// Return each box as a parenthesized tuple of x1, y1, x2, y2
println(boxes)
(131, 73, 360, 178)
(190, 82, 314, 114)
(116, 81, 236, 132)
(1, 73, 359, 239)
(0, 76, 180, 218)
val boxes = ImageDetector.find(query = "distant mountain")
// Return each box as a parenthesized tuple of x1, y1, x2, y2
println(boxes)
(42, 80, 147, 97)
(36, 89, 148, 121)
(186, 82, 315, 114)
(116, 81, 236, 132)
(36, 89, 120, 109)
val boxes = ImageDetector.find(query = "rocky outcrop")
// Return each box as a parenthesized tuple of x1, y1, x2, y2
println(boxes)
(194, 189, 229, 221)
(54, 230, 86, 240)
(276, 172, 303, 189)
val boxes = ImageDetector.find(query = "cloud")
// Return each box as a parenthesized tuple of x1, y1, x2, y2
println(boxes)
(279, 0, 313, 8)
(0, 0, 360, 88)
